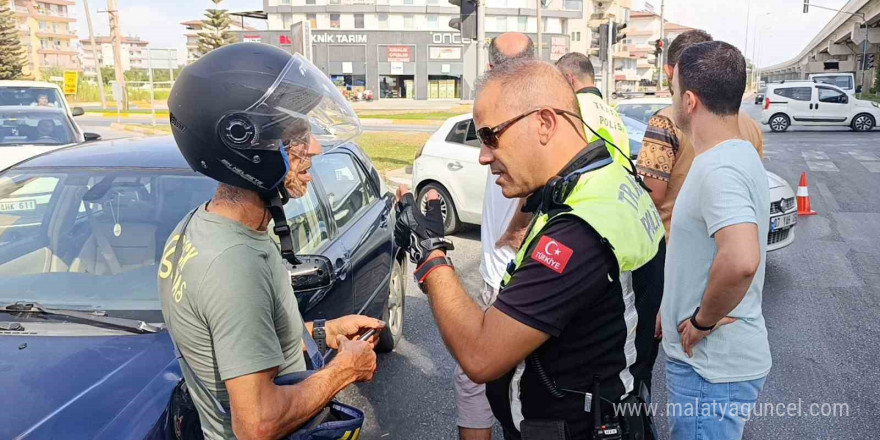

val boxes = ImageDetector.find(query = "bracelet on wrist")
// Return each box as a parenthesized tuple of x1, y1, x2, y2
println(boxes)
(690, 307, 716, 332)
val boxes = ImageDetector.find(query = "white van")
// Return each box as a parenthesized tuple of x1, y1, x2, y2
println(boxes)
(761, 80, 880, 132)
(809, 73, 856, 95)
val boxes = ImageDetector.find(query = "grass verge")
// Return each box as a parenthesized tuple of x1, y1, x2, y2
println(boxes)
(356, 131, 429, 171)
(358, 104, 472, 120)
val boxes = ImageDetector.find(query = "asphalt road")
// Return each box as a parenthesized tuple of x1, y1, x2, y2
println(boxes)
(333, 104, 880, 439)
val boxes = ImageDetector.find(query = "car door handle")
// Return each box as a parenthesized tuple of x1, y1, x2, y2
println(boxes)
(815, 103, 819, 109)
(447, 161, 463, 171)
(809, 103, 813, 109)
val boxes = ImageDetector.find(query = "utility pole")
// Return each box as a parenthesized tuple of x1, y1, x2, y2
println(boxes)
(82, 0, 106, 109)
(107, 0, 127, 111)
(605, 20, 613, 100)
(744, 0, 752, 89)
(657, 0, 665, 92)
(477, 0, 485, 76)
(536, 0, 543, 60)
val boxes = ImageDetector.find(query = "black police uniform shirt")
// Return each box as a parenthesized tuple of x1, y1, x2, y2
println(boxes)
(484, 147, 665, 439)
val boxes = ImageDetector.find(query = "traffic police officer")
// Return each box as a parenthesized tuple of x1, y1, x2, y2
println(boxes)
(556, 52, 631, 165)
(395, 60, 664, 439)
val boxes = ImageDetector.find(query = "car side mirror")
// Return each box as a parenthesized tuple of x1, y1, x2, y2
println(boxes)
(71, 107, 85, 117)
(84, 132, 101, 142)
(290, 255, 336, 292)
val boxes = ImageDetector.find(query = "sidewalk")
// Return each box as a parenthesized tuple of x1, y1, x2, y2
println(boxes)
(384, 166, 413, 188)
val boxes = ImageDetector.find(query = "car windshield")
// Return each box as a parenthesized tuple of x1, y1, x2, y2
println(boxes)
(616, 103, 669, 124)
(0, 109, 76, 145)
(813, 76, 852, 90)
(0, 168, 218, 314)
(0, 87, 66, 110)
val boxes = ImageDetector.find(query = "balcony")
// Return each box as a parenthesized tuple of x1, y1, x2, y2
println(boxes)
(36, 31, 75, 39)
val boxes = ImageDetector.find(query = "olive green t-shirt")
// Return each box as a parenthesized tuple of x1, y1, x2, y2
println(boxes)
(158, 204, 306, 440)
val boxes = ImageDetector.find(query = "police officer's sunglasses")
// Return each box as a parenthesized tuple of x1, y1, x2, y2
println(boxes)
(476, 107, 583, 149)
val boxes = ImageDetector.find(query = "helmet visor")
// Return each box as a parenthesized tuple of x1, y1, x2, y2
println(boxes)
(219, 53, 361, 153)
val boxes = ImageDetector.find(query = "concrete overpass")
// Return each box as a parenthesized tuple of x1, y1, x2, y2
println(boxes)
(761, 0, 880, 91)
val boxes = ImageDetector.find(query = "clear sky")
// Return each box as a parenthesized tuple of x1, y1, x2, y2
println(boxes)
(73, 0, 851, 68)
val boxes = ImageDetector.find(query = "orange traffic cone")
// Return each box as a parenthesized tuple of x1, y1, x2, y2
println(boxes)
(797, 172, 816, 216)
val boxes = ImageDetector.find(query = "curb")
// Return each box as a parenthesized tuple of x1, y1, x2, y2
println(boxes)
(384, 167, 413, 187)
(110, 123, 168, 136)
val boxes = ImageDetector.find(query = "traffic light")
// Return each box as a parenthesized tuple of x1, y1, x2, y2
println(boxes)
(654, 38, 664, 55)
(589, 27, 601, 57)
(612, 22, 627, 45)
(598, 23, 609, 62)
(448, 0, 477, 39)
(803, 0, 809, 13)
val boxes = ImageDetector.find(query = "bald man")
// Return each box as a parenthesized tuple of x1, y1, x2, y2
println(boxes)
(395, 59, 662, 440)
(459, 31, 535, 440)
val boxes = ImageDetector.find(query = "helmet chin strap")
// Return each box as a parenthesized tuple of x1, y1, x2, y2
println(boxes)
(263, 186, 302, 266)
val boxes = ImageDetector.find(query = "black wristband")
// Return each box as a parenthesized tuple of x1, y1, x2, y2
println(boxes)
(313, 319, 327, 353)
(690, 307, 716, 332)
(414, 255, 454, 291)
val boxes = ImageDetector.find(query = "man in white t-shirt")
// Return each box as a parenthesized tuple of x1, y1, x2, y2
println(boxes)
(453, 31, 535, 440)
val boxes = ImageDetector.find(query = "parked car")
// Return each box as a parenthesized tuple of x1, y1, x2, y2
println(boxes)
(415, 112, 797, 250)
(755, 86, 766, 105)
(0, 80, 86, 119)
(0, 136, 405, 439)
(0, 106, 101, 170)
(761, 80, 880, 132)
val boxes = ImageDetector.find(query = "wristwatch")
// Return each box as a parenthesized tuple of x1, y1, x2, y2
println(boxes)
(690, 307, 716, 332)
(313, 319, 327, 353)
(414, 254, 454, 292)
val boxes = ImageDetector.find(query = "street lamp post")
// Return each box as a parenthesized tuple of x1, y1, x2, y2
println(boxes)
(753, 12, 771, 88)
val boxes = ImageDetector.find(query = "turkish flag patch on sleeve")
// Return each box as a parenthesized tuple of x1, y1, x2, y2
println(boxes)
(530, 235, 574, 274)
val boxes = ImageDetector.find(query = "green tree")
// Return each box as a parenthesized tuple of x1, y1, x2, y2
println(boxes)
(196, 0, 236, 57)
(0, 3, 27, 80)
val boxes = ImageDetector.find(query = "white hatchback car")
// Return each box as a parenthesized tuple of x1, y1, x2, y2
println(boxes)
(761, 80, 880, 132)
(412, 112, 797, 250)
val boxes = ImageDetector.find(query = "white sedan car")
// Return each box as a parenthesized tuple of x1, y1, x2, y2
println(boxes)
(0, 106, 99, 171)
(412, 111, 797, 250)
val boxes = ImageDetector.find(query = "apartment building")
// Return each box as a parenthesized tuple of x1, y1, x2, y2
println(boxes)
(9, 0, 79, 78)
(79, 36, 149, 75)
(237, 0, 581, 100)
(182, 19, 256, 64)
(624, 10, 695, 89)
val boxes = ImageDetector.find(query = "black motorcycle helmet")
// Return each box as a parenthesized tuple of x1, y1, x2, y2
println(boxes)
(168, 43, 360, 265)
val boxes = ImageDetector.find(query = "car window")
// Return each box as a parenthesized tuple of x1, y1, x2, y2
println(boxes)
(616, 103, 669, 124)
(445, 120, 470, 146)
(0, 176, 59, 246)
(773, 87, 812, 101)
(817, 87, 847, 104)
(813, 76, 852, 90)
(0, 169, 217, 314)
(271, 185, 330, 255)
(0, 87, 65, 109)
(0, 109, 75, 145)
(464, 119, 480, 147)
(311, 152, 376, 232)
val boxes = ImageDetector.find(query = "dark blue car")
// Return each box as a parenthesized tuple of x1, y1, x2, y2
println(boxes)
(0, 136, 406, 439)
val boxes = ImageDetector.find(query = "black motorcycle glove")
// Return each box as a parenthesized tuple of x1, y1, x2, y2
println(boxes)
(395, 192, 454, 265)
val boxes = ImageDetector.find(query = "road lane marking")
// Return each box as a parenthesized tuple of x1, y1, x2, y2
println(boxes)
(802, 151, 830, 160)
(806, 161, 839, 172)
(861, 162, 880, 173)
(815, 182, 840, 212)
(847, 151, 879, 161)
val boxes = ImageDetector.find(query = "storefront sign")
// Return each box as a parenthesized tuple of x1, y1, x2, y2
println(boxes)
(550, 37, 567, 61)
(387, 46, 413, 63)
(243, 35, 262, 43)
(279, 35, 291, 45)
(312, 34, 367, 44)
(430, 46, 461, 60)
(390, 62, 404, 74)
(431, 32, 471, 45)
